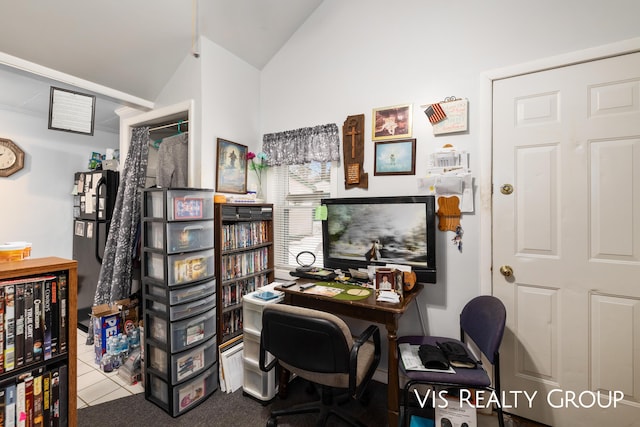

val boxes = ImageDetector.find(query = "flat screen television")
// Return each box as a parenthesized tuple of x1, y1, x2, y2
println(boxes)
(321, 195, 436, 284)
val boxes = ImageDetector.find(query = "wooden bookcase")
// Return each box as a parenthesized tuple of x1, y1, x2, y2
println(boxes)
(0, 257, 77, 427)
(214, 203, 274, 346)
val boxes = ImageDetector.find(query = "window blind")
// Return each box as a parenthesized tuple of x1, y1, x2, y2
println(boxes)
(268, 161, 337, 272)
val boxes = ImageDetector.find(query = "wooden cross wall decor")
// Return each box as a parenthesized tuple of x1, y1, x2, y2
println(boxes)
(342, 114, 368, 189)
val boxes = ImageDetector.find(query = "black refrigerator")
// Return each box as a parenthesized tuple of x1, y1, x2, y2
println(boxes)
(72, 170, 119, 331)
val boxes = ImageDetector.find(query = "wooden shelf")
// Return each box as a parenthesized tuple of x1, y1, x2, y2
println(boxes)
(214, 203, 274, 348)
(0, 257, 77, 427)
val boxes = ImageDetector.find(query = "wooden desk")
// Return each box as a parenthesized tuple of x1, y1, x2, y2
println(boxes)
(275, 282, 423, 427)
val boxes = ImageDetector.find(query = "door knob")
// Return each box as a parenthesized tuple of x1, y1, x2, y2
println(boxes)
(499, 265, 514, 277)
(500, 184, 513, 195)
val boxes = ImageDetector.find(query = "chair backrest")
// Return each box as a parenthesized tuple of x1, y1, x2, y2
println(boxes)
(459, 295, 506, 364)
(261, 304, 353, 374)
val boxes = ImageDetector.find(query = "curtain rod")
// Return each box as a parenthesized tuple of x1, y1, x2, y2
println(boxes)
(149, 120, 189, 132)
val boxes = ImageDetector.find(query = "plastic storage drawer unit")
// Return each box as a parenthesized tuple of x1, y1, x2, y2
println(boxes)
(144, 188, 214, 221)
(145, 278, 216, 306)
(145, 248, 215, 286)
(148, 336, 217, 384)
(148, 364, 218, 417)
(145, 220, 214, 254)
(148, 309, 217, 353)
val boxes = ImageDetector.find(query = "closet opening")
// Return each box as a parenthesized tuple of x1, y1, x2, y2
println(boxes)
(146, 117, 189, 189)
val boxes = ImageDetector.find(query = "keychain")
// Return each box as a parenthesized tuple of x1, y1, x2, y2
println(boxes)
(452, 225, 463, 252)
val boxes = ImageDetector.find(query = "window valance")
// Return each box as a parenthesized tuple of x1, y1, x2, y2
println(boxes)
(263, 123, 341, 166)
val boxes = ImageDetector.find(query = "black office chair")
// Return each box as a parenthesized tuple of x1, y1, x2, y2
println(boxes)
(399, 295, 506, 427)
(259, 304, 381, 427)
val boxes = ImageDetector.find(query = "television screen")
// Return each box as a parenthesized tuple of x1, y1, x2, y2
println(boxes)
(321, 195, 436, 283)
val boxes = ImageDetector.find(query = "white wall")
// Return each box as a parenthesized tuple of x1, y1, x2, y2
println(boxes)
(260, 0, 640, 347)
(154, 37, 261, 191)
(200, 38, 261, 190)
(0, 107, 118, 259)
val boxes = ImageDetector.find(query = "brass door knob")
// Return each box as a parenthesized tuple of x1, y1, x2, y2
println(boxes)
(500, 184, 514, 195)
(499, 265, 514, 277)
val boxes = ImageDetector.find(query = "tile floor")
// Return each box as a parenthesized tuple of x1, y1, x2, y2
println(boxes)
(76, 329, 144, 409)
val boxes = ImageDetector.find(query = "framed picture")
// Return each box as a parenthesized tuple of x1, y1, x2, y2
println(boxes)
(216, 138, 248, 194)
(174, 197, 204, 219)
(74, 220, 85, 237)
(376, 269, 395, 291)
(375, 268, 404, 298)
(374, 138, 416, 176)
(48, 86, 96, 135)
(372, 103, 412, 141)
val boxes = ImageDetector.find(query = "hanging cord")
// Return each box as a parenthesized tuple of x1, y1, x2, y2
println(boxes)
(191, 0, 200, 58)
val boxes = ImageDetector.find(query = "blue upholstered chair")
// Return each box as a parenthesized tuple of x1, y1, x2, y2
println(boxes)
(399, 295, 506, 427)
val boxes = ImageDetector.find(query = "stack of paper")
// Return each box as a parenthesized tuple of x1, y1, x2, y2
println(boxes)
(377, 290, 400, 303)
(219, 341, 244, 393)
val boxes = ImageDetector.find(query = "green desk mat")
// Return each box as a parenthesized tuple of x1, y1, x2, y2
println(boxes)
(315, 281, 372, 301)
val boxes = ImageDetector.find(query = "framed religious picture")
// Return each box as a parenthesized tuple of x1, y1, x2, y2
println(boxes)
(216, 138, 248, 194)
(372, 103, 412, 141)
(374, 138, 416, 176)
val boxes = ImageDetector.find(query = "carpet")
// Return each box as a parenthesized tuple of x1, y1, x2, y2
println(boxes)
(78, 377, 388, 427)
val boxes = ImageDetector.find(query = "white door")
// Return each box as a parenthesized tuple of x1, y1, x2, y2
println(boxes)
(493, 52, 640, 427)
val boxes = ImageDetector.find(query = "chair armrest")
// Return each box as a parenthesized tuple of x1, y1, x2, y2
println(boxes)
(354, 324, 380, 348)
(259, 334, 278, 372)
(349, 325, 381, 396)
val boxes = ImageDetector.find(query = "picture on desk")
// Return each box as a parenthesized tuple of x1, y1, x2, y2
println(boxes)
(375, 268, 403, 297)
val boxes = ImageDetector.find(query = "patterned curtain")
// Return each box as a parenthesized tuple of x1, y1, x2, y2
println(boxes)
(263, 123, 341, 165)
(94, 126, 150, 305)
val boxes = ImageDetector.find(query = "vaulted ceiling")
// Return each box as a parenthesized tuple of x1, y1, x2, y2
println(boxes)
(0, 0, 323, 133)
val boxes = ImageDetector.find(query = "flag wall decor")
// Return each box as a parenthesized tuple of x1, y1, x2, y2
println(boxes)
(424, 103, 447, 124)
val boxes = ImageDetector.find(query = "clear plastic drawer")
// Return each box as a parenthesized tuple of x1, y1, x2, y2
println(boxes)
(144, 188, 214, 221)
(148, 308, 216, 353)
(148, 364, 217, 416)
(145, 248, 215, 286)
(148, 336, 217, 384)
(145, 220, 214, 254)
(147, 292, 216, 322)
(146, 279, 216, 306)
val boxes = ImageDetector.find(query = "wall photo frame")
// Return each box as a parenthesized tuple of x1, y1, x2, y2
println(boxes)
(374, 138, 416, 176)
(216, 138, 248, 194)
(48, 86, 96, 135)
(372, 103, 412, 141)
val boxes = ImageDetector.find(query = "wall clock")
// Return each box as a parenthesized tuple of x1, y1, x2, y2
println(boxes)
(0, 138, 25, 177)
